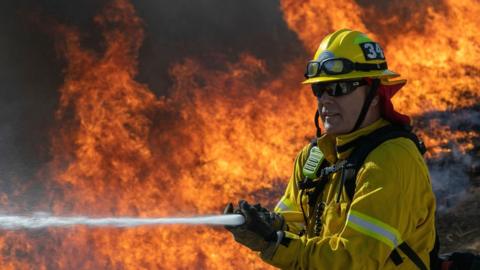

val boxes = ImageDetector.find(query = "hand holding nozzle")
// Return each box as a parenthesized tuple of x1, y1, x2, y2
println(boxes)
(223, 202, 305, 227)
(223, 200, 305, 255)
(223, 200, 278, 252)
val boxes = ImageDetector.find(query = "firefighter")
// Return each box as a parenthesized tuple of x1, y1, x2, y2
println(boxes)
(224, 29, 436, 269)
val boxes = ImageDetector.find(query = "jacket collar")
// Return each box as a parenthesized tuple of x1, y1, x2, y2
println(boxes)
(316, 118, 390, 163)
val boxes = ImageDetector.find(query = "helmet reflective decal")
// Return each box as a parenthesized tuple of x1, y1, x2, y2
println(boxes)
(316, 50, 335, 62)
(360, 42, 385, 60)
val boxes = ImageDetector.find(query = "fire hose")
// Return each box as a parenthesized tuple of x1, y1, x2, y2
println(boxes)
(0, 211, 304, 230)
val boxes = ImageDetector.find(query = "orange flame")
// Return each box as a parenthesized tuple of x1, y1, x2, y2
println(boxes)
(0, 0, 478, 268)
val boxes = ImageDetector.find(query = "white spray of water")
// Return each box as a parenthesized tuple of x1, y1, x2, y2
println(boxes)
(0, 213, 245, 230)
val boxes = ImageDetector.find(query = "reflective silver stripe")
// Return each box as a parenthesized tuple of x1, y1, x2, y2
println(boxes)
(275, 201, 289, 211)
(348, 214, 399, 247)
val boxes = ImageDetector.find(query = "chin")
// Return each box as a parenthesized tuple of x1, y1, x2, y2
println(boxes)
(325, 130, 342, 136)
(323, 125, 349, 136)
(325, 128, 350, 136)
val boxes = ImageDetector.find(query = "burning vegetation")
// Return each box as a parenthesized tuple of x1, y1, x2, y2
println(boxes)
(0, 0, 478, 269)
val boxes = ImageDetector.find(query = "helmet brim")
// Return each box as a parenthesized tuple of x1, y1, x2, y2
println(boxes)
(302, 69, 399, 84)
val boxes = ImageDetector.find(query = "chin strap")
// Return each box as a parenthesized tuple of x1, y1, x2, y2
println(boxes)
(314, 110, 322, 137)
(351, 79, 380, 133)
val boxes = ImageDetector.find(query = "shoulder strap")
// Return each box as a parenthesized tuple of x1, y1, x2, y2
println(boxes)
(398, 242, 428, 270)
(344, 124, 426, 200)
(340, 124, 431, 270)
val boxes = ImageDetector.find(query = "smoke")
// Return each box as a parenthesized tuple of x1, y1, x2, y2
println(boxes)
(0, 1, 61, 205)
(415, 105, 480, 211)
(134, 0, 306, 93)
(429, 155, 471, 212)
(355, 0, 449, 44)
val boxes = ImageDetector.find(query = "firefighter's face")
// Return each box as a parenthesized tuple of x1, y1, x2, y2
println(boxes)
(317, 84, 369, 135)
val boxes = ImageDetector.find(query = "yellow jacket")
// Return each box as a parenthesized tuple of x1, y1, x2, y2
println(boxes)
(264, 119, 436, 269)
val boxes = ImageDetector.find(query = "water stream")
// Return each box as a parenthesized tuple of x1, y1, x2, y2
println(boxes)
(0, 213, 245, 230)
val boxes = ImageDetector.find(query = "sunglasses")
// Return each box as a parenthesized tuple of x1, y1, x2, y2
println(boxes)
(311, 80, 368, 98)
(305, 58, 387, 78)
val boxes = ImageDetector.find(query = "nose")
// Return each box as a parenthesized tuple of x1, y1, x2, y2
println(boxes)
(316, 91, 334, 106)
(316, 92, 337, 117)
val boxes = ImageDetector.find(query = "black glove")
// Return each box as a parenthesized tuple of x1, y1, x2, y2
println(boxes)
(224, 200, 279, 252)
(250, 203, 286, 232)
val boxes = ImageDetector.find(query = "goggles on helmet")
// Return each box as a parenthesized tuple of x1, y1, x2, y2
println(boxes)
(304, 58, 387, 78)
(312, 80, 368, 98)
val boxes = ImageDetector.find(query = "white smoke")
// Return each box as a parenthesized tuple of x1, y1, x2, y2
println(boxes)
(420, 107, 479, 212)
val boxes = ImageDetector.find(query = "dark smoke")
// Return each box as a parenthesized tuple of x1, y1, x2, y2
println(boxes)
(134, 0, 306, 93)
(355, 0, 449, 45)
(0, 1, 62, 192)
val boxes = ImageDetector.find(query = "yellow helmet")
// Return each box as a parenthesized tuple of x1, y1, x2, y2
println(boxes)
(303, 29, 399, 84)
